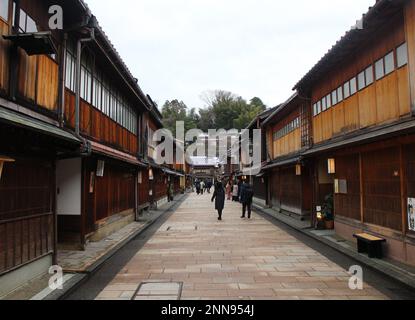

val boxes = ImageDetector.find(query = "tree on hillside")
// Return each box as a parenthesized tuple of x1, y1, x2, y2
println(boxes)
(200, 91, 267, 130)
(161, 100, 200, 135)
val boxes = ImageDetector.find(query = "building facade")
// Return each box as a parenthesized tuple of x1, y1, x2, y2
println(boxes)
(258, 0, 415, 266)
(0, 0, 179, 296)
(262, 94, 312, 218)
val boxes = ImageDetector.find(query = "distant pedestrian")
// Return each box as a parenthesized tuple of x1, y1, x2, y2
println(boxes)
(211, 181, 225, 221)
(200, 181, 205, 195)
(240, 181, 254, 219)
(207, 180, 212, 194)
(196, 180, 201, 195)
(226, 182, 232, 200)
(232, 183, 239, 202)
(237, 180, 243, 200)
(167, 183, 174, 202)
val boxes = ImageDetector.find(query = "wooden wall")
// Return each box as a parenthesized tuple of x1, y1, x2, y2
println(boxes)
(253, 177, 267, 201)
(84, 159, 135, 230)
(269, 169, 280, 208)
(311, 12, 410, 144)
(268, 166, 309, 215)
(16, 50, 59, 112)
(270, 109, 301, 159)
(64, 90, 138, 155)
(154, 169, 167, 201)
(0, 19, 10, 95)
(0, 157, 54, 274)
(334, 154, 361, 221)
(362, 147, 402, 231)
(333, 144, 404, 232)
(273, 129, 301, 159)
(279, 167, 302, 213)
(36, 55, 59, 111)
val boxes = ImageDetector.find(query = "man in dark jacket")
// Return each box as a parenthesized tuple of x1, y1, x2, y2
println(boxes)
(240, 181, 254, 219)
(195, 180, 201, 195)
(211, 181, 225, 221)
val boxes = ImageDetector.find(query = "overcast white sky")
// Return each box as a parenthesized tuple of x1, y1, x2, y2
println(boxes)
(85, 0, 375, 110)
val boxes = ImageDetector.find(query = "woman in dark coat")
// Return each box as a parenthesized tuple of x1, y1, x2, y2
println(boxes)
(211, 181, 225, 221)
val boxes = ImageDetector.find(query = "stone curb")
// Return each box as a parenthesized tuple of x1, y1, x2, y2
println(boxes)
(44, 194, 189, 300)
(253, 204, 415, 293)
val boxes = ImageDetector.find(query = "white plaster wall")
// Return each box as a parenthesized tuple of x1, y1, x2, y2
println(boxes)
(56, 158, 82, 216)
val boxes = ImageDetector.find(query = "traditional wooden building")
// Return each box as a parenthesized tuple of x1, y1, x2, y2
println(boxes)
(293, 0, 415, 266)
(138, 102, 184, 209)
(0, 0, 172, 295)
(58, 15, 152, 247)
(261, 94, 312, 218)
(0, 0, 88, 296)
(189, 157, 220, 180)
(245, 107, 277, 207)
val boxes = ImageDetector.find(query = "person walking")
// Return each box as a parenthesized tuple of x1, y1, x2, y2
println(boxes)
(195, 180, 201, 195)
(200, 180, 205, 195)
(232, 182, 239, 202)
(226, 181, 232, 200)
(207, 180, 212, 194)
(211, 181, 225, 221)
(237, 180, 243, 202)
(167, 183, 174, 202)
(240, 181, 254, 219)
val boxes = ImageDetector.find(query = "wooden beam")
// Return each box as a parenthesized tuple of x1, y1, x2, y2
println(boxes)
(0, 156, 15, 162)
(359, 153, 364, 224)
(400, 144, 407, 236)
(404, 0, 415, 114)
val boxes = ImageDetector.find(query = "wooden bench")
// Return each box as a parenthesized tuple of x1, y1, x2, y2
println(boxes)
(353, 233, 386, 259)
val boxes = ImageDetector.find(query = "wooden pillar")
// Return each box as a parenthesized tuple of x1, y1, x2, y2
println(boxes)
(400, 144, 408, 262)
(312, 158, 320, 228)
(9, 0, 20, 100)
(359, 153, 364, 224)
(400, 145, 408, 236)
(80, 159, 86, 249)
(404, 0, 415, 115)
(52, 160, 57, 265)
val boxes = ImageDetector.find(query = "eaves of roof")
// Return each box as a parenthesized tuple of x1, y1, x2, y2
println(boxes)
(293, 0, 406, 92)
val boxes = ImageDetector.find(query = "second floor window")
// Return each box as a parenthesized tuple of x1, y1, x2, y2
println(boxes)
(12, 4, 37, 33)
(397, 43, 408, 68)
(65, 40, 138, 135)
(273, 117, 300, 141)
(0, 0, 8, 21)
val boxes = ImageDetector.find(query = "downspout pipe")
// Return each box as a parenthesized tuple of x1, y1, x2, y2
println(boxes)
(75, 28, 95, 136)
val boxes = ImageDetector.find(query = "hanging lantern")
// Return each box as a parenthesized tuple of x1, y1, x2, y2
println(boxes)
(295, 164, 302, 176)
(328, 158, 336, 174)
(149, 168, 154, 181)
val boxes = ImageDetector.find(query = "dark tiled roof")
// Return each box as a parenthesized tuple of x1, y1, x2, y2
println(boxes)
(293, 0, 406, 92)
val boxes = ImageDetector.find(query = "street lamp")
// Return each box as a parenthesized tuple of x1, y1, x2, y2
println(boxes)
(328, 158, 336, 174)
(295, 164, 302, 176)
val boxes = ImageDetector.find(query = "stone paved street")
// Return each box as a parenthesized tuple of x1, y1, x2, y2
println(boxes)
(95, 193, 387, 300)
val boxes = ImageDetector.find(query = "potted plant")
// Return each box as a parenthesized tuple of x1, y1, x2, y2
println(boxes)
(322, 193, 334, 230)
